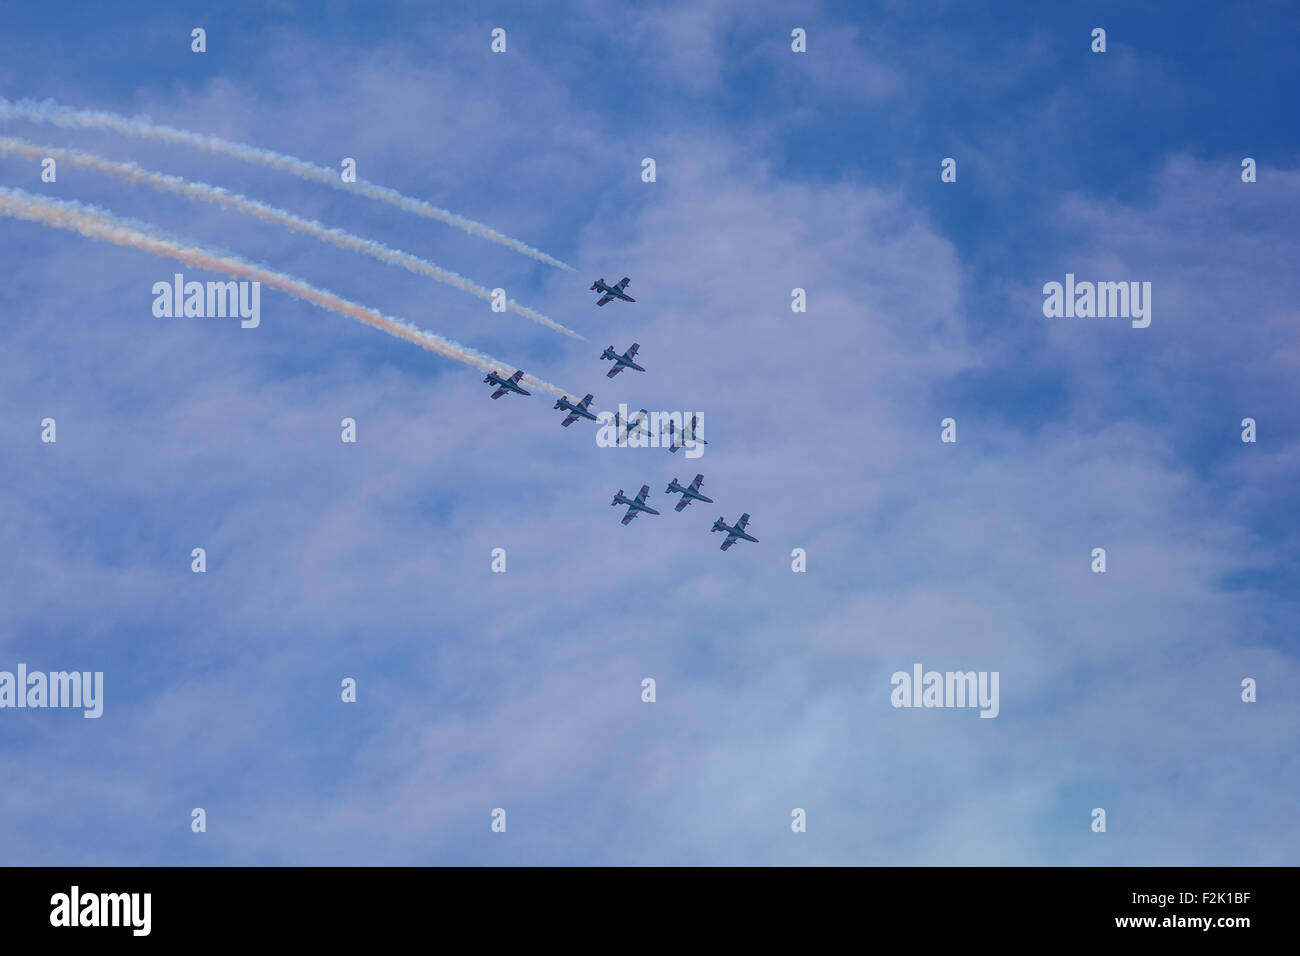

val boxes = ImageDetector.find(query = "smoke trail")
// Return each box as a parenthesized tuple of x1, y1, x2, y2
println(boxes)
(0, 96, 573, 271)
(0, 137, 582, 340)
(0, 188, 573, 397)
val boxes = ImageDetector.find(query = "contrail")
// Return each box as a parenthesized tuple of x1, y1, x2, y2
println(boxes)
(0, 96, 573, 271)
(0, 137, 582, 340)
(0, 188, 574, 397)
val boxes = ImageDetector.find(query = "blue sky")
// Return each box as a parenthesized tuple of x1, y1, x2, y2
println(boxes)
(0, 0, 1296, 864)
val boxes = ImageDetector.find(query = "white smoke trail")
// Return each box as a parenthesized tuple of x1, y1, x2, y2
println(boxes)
(0, 188, 573, 397)
(0, 137, 583, 340)
(0, 96, 573, 271)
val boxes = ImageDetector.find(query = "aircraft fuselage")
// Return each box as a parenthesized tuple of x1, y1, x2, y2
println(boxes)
(601, 348, 644, 371)
(555, 398, 597, 420)
(712, 520, 757, 542)
(613, 493, 659, 515)
(668, 481, 714, 503)
(484, 371, 530, 396)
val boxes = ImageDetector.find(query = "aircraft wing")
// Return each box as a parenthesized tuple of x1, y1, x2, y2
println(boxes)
(597, 295, 614, 306)
(621, 508, 638, 525)
(508, 370, 525, 384)
(635, 485, 650, 504)
(561, 412, 580, 426)
(606, 365, 624, 378)
(737, 513, 750, 531)
(578, 394, 594, 409)
(720, 535, 738, 551)
(616, 277, 630, 290)
(625, 343, 639, 359)
(690, 475, 704, 492)
(490, 388, 507, 399)
(674, 497, 691, 512)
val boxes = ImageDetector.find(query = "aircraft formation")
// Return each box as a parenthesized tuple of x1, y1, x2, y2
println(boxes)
(481, 275, 758, 552)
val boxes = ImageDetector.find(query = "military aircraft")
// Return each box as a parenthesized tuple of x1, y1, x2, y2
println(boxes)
(591, 276, 635, 306)
(615, 407, 652, 442)
(483, 368, 530, 399)
(664, 414, 709, 453)
(612, 485, 660, 524)
(666, 474, 714, 511)
(601, 342, 644, 378)
(711, 513, 758, 550)
(554, 393, 598, 426)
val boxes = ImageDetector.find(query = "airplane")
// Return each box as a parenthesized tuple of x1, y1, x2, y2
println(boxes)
(616, 407, 652, 442)
(711, 513, 758, 550)
(664, 414, 709, 453)
(601, 342, 644, 378)
(591, 276, 635, 306)
(483, 368, 530, 399)
(666, 474, 714, 511)
(553, 393, 598, 427)
(612, 485, 660, 524)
